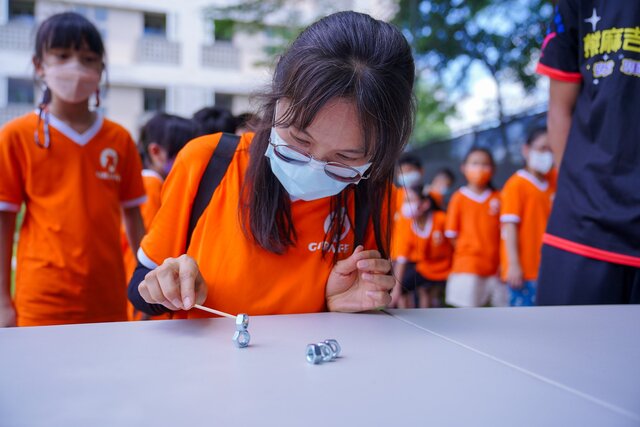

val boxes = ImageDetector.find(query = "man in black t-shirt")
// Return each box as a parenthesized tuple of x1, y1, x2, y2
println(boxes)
(536, 0, 640, 304)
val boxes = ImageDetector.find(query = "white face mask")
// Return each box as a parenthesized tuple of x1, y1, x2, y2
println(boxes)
(398, 170, 422, 188)
(265, 127, 371, 201)
(528, 150, 554, 174)
(44, 62, 101, 104)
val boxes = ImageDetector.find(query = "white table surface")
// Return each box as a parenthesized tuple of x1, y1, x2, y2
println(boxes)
(387, 305, 640, 422)
(0, 308, 638, 427)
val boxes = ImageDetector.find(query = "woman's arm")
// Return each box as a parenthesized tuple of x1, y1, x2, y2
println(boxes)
(128, 255, 208, 315)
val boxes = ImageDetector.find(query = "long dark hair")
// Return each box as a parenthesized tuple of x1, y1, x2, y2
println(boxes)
(241, 11, 415, 259)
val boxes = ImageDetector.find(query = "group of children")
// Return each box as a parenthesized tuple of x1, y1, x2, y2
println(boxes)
(391, 127, 556, 309)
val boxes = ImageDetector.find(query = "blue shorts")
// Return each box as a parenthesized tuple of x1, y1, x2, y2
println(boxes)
(509, 280, 537, 307)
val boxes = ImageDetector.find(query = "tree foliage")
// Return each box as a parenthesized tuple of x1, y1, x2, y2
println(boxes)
(394, 0, 553, 121)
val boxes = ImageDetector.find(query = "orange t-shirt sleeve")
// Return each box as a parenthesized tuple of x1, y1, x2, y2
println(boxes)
(139, 135, 218, 268)
(0, 125, 24, 212)
(445, 192, 461, 238)
(119, 136, 146, 207)
(500, 178, 522, 223)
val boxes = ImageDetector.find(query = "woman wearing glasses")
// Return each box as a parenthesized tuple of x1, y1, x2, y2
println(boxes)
(128, 11, 415, 317)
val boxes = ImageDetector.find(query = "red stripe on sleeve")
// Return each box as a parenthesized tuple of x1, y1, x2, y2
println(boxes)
(536, 63, 582, 83)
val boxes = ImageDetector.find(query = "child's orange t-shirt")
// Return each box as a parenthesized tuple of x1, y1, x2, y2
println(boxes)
(394, 211, 452, 281)
(445, 187, 501, 276)
(138, 133, 381, 317)
(0, 112, 146, 326)
(500, 170, 555, 282)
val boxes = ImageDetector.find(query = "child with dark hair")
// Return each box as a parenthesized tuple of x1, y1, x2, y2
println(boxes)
(121, 113, 199, 301)
(428, 167, 456, 210)
(192, 106, 237, 135)
(445, 147, 506, 307)
(0, 12, 146, 326)
(500, 127, 555, 306)
(392, 185, 452, 308)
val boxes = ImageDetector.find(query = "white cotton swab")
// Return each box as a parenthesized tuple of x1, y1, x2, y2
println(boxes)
(193, 304, 236, 319)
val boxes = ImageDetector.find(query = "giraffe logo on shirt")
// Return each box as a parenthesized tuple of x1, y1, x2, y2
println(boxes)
(96, 148, 121, 181)
(308, 209, 351, 253)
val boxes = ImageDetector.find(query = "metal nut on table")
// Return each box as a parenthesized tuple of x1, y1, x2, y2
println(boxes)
(233, 330, 250, 348)
(306, 344, 325, 364)
(323, 339, 341, 359)
(306, 343, 334, 364)
(236, 313, 249, 331)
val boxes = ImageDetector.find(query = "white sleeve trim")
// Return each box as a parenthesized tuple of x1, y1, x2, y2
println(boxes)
(444, 230, 458, 238)
(500, 214, 521, 224)
(121, 195, 148, 209)
(0, 201, 20, 212)
(395, 256, 408, 264)
(137, 247, 159, 270)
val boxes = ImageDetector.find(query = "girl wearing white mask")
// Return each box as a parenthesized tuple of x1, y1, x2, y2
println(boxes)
(500, 127, 556, 306)
(128, 11, 415, 318)
(0, 13, 146, 326)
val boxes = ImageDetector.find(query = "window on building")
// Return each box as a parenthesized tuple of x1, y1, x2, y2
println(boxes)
(213, 19, 235, 42)
(8, 78, 34, 104)
(8, 0, 35, 23)
(143, 88, 166, 112)
(214, 92, 233, 111)
(144, 12, 167, 37)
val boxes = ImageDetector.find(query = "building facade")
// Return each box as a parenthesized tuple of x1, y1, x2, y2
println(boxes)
(0, 0, 395, 138)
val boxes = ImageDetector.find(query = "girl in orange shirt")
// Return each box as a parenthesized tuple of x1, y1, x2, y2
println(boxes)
(0, 13, 146, 326)
(445, 148, 507, 307)
(392, 186, 452, 308)
(127, 11, 416, 317)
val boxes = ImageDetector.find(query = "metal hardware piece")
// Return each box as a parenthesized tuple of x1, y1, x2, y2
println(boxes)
(232, 313, 250, 348)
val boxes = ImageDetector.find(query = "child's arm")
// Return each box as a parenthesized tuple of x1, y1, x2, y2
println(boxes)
(0, 211, 16, 327)
(502, 222, 523, 289)
(444, 193, 460, 248)
(123, 207, 146, 254)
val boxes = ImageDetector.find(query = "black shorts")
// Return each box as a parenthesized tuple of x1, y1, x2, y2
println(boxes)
(537, 244, 640, 305)
(401, 264, 446, 294)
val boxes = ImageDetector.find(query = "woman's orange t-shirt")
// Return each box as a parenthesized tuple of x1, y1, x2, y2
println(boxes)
(138, 133, 381, 317)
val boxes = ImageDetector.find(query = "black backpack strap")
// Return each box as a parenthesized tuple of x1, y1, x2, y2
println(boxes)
(186, 133, 241, 251)
(353, 185, 370, 248)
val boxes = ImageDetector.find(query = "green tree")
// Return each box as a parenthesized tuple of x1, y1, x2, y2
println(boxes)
(412, 81, 455, 145)
(395, 0, 553, 139)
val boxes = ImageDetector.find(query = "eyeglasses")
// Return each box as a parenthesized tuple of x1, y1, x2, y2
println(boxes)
(269, 140, 370, 183)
